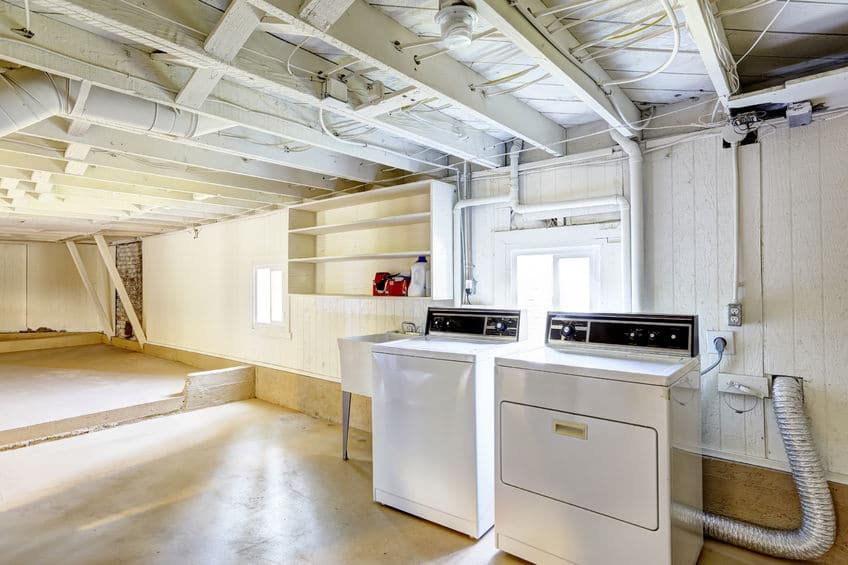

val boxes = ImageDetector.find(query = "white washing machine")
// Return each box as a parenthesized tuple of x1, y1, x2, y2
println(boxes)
(371, 307, 526, 538)
(494, 312, 703, 565)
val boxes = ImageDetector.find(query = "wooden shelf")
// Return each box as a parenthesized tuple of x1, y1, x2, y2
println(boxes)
(289, 181, 432, 212)
(289, 212, 431, 236)
(289, 251, 431, 264)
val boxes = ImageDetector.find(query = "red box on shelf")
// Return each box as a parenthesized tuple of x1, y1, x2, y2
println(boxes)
(373, 272, 410, 296)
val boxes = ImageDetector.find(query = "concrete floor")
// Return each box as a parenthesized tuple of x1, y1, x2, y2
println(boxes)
(0, 399, 794, 565)
(0, 345, 193, 446)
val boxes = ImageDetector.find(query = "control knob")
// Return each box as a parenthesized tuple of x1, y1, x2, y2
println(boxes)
(494, 320, 507, 333)
(647, 330, 660, 342)
(560, 323, 576, 340)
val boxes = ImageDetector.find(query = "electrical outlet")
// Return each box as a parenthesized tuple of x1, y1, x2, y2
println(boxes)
(718, 373, 770, 398)
(728, 303, 743, 326)
(705, 330, 735, 355)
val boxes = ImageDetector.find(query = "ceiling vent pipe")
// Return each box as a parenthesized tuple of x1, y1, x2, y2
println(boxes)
(435, 0, 478, 49)
(0, 67, 229, 139)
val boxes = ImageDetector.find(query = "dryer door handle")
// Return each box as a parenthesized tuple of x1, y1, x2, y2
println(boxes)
(552, 419, 588, 440)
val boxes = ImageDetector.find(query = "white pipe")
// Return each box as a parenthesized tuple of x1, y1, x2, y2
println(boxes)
(610, 130, 643, 312)
(731, 141, 740, 303)
(0, 68, 231, 140)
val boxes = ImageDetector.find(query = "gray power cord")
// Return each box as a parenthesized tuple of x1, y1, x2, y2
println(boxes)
(700, 336, 727, 376)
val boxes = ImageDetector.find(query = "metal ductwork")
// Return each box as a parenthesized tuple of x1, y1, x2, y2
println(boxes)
(0, 67, 229, 139)
(675, 376, 836, 560)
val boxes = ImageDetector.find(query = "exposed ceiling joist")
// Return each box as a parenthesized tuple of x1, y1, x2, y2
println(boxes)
(728, 64, 848, 109)
(680, 0, 734, 102)
(0, 140, 306, 206)
(0, 2, 438, 176)
(21, 119, 339, 194)
(39, 0, 502, 167)
(471, 0, 641, 136)
(251, 0, 568, 155)
(176, 0, 262, 107)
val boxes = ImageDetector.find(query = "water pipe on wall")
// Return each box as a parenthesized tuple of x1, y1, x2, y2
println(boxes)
(609, 130, 643, 312)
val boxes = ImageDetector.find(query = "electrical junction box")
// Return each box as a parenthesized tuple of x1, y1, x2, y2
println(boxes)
(787, 101, 812, 128)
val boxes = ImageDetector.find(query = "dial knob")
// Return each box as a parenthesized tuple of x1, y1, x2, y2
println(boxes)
(627, 329, 643, 342)
(648, 330, 660, 341)
(431, 317, 444, 331)
(561, 324, 576, 340)
(495, 321, 506, 332)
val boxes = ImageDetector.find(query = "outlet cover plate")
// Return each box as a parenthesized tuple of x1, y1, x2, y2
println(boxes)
(706, 330, 736, 355)
(718, 373, 770, 398)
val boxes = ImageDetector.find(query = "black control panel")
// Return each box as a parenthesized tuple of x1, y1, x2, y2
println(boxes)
(547, 312, 698, 357)
(426, 308, 522, 341)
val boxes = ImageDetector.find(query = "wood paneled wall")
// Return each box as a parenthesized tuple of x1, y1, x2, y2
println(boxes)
(0, 242, 110, 332)
(143, 210, 448, 383)
(644, 118, 848, 480)
(466, 117, 848, 483)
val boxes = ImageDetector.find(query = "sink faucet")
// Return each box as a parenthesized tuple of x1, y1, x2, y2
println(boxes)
(401, 321, 419, 335)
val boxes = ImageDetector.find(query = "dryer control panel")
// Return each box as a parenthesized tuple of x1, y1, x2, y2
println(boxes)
(426, 308, 522, 341)
(547, 312, 698, 357)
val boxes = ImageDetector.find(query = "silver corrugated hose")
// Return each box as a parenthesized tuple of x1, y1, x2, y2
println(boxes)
(676, 376, 835, 560)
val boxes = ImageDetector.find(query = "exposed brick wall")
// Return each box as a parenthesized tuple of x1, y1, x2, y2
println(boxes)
(115, 241, 143, 339)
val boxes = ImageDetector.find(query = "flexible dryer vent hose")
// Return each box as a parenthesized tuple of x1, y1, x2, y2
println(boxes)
(676, 376, 835, 560)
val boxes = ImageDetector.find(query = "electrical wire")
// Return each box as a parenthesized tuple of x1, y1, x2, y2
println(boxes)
(735, 0, 791, 66)
(717, 0, 777, 18)
(700, 337, 726, 376)
(602, 0, 680, 86)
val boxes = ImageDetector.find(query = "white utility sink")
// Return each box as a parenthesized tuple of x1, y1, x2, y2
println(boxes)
(338, 332, 410, 397)
(338, 331, 414, 460)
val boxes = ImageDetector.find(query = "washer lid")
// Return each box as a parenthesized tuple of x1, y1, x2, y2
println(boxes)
(373, 336, 529, 363)
(496, 347, 699, 386)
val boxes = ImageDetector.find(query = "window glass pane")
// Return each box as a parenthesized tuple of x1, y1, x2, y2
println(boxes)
(255, 267, 271, 324)
(557, 257, 591, 311)
(270, 269, 284, 323)
(516, 254, 553, 340)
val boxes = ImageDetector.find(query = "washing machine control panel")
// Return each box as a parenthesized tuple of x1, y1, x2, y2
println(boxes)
(426, 308, 522, 341)
(547, 313, 698, 357)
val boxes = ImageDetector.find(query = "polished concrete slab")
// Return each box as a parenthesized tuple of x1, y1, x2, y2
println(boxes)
(0, 399, 794, 564)
(0, 344, 193, 447)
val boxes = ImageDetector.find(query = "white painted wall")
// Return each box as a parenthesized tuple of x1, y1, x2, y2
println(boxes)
(644, 118, 848, 482)
(467, 116, 848, 482)
(0, 242, 111, 332)
(468, 157, 625, 310)
(143, 210, 444, 382)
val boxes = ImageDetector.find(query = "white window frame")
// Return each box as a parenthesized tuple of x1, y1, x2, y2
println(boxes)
(251, 262, 289, 337)
(511, 247, 600, 311)
(493, 224, 610, 310)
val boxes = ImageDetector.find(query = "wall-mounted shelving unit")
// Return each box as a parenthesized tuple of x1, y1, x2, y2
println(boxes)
(287, 180, 454, 299)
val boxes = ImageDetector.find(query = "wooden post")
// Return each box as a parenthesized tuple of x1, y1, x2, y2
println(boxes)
(66, 241, 114, 337)
(93, 235, 147, 347)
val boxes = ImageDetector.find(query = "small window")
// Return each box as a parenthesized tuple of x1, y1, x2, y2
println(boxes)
(516, 252, 594, 338)
(255, 265, 285, 326)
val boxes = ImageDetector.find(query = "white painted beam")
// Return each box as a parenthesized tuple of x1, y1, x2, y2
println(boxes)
(680, 0, 733, 102)
(471, 0, 640, 136)
(20, 119, 341, 194)
(0, 142, 309, 206)
(728, 64, 848, 109)
(0, 2, 440, 174)
(66, 241, 114, 336)
(251, 0, 568, 156)
(298, 0, 354, 31)
(177, 0, 262, 108)
(94, 235, 146, 346)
